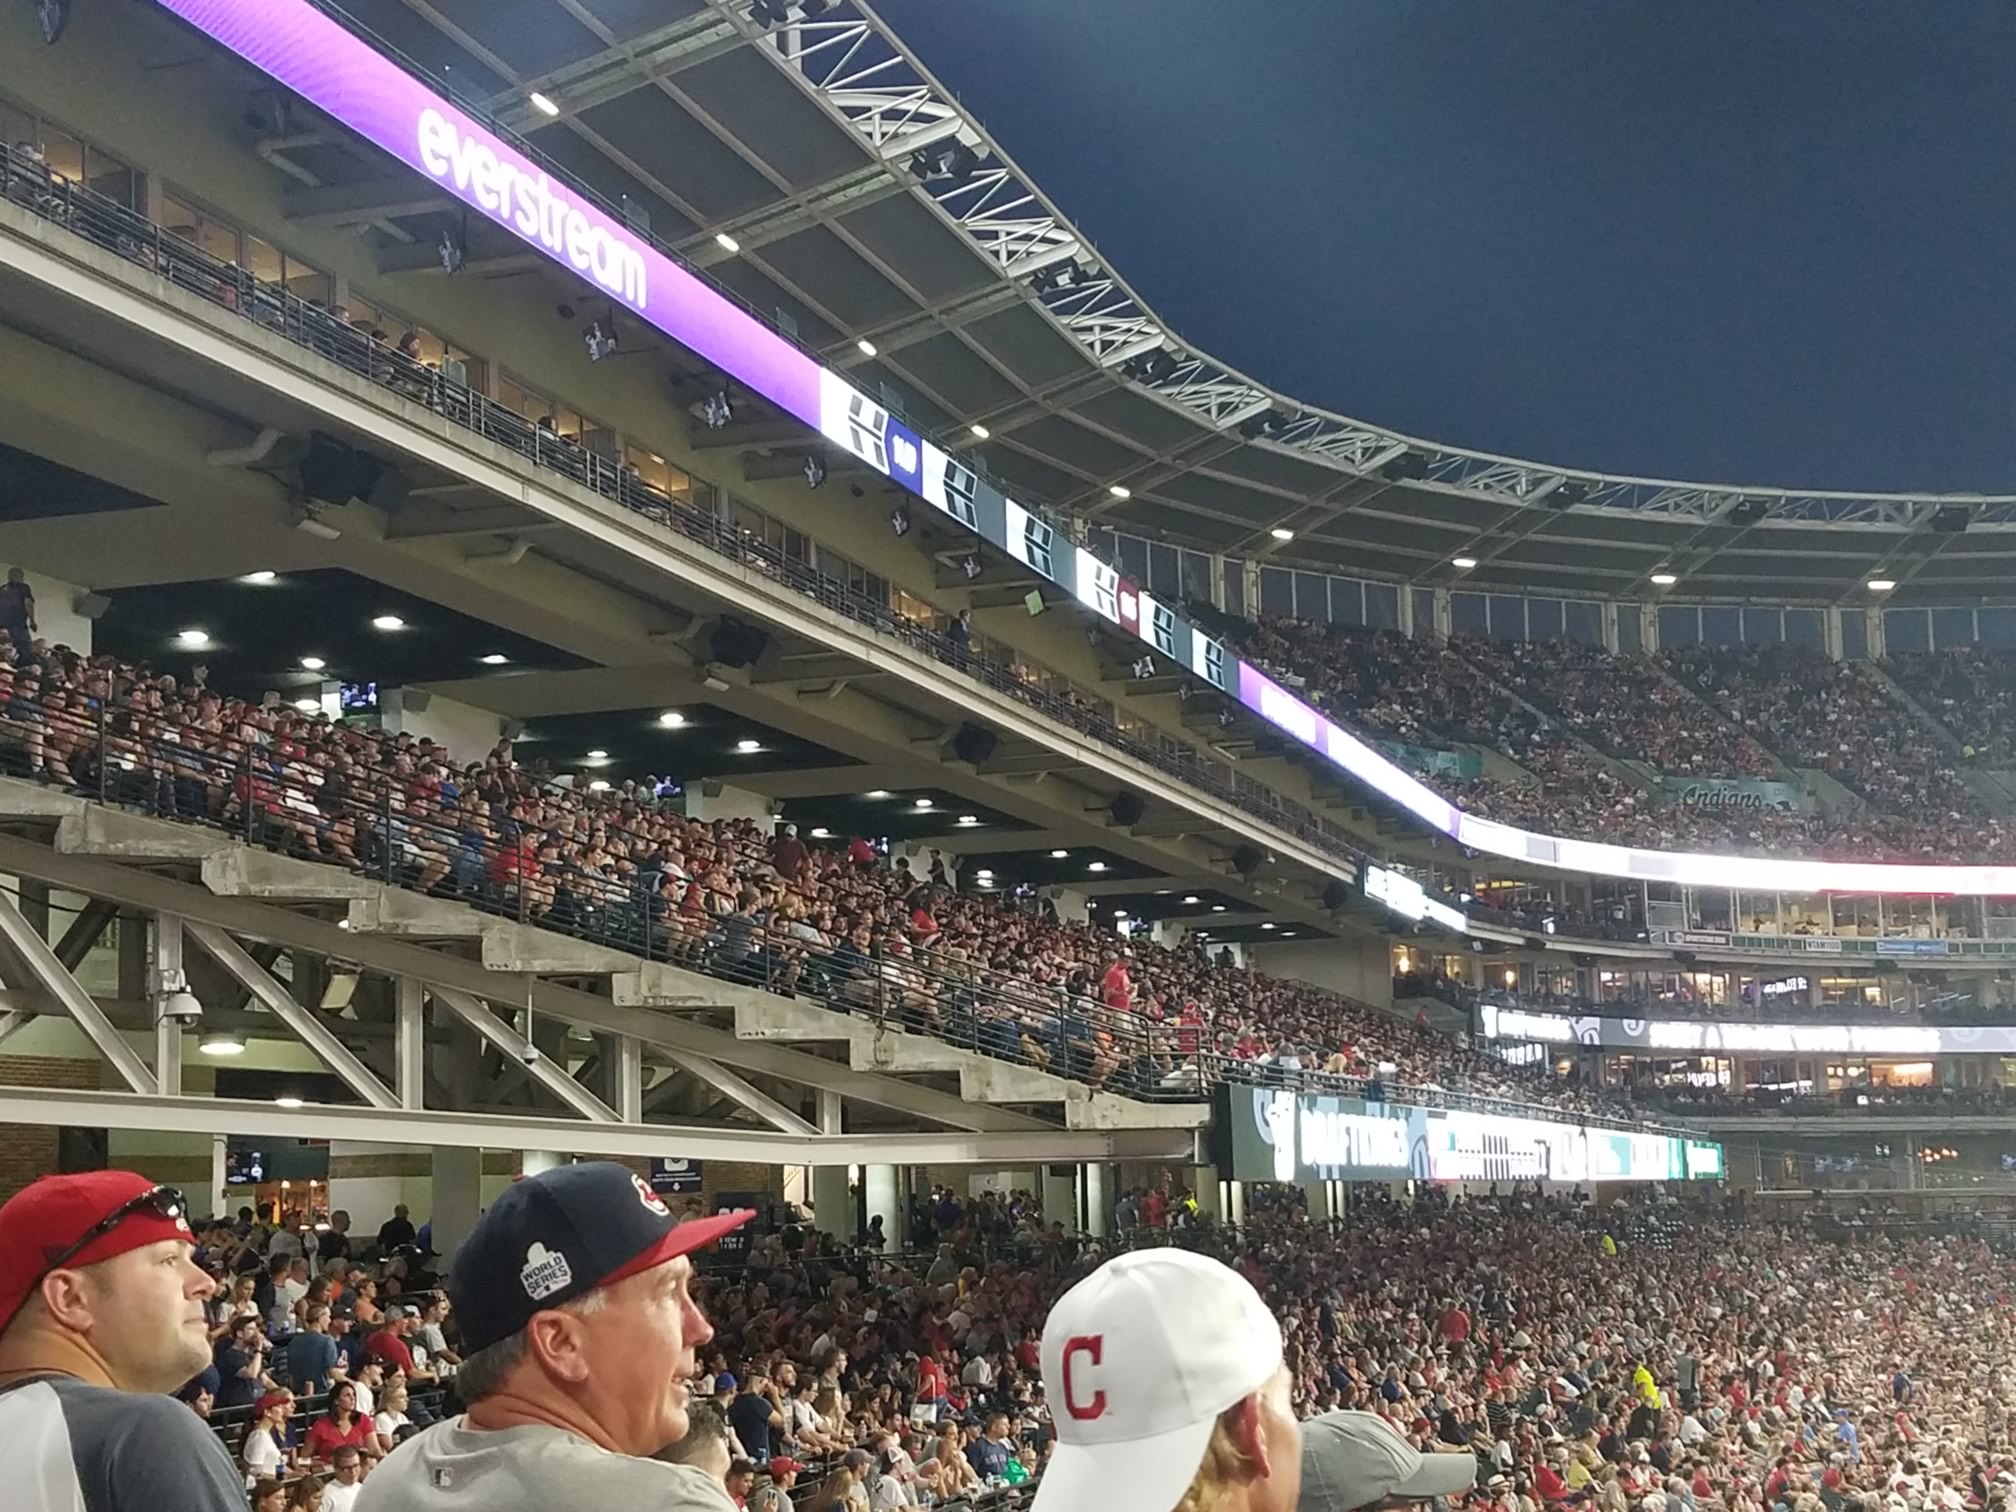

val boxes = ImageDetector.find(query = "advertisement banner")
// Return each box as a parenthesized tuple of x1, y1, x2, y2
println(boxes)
(1660, 777, 1812, 814)
(1801, 936, 1845, 953)
(1383, 742, 1483, 783)
(1875, 938, 1951, 957)
(1475, 1003, 2016, 1056)
(1215, 1085, 1719, 1186)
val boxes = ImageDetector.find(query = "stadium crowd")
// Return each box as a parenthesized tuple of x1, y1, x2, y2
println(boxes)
(1238, 617, 2016, 863)
(0, 634, 1640, 1125)
(66, 1177, 2016, 1512)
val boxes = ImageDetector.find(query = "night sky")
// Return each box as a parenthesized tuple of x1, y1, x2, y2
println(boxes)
(871, 0, 2016, 494)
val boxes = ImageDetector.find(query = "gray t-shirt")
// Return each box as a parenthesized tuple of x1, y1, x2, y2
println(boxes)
(355, 1416, 738, 1512)
(0, 1373, 247, 1512)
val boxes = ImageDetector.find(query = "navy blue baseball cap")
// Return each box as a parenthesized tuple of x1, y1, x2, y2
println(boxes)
(450, 1162, 754, 1354)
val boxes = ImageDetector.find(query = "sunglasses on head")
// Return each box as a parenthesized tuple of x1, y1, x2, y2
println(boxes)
(42, 1184, 188, 1272)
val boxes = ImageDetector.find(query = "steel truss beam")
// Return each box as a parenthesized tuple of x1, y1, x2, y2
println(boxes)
(0, 1086, 1189, 1165)
(428, 985, 619, 1124)
(744, 0, 2016, 528)
(0, 886, 151, 1092)
(0, 834, 1044, 1136)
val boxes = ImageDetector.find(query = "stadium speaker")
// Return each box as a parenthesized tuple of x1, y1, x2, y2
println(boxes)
(951, 723, 997, 765)
(1727, 497, 1768, 527)
(1320, 879, 1351, 911)
(1110, 792, 1146, 827)
(1379, 450, 1429, 483)
(707, 617, 771, 670)
(501, 719, 526, 741)
(1231, 844, 1263, 877)
(71, 592, 110, 621)
(1933, 504, 1972, 533)
(298, 432, 388, 508)
(399, 688, 432, 714)
(1548, 480, 1590, 510)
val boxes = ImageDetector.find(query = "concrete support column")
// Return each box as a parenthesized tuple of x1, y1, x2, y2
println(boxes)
(430, 1145, 483, 1262)
(864, 1165, 901, 1250)
(209, 1133, 229, 1222)
(1083, 1162, 1109, 1238)
(394, 977, 425, 1109)
(1226, 1180, 1247, 1227)
(812, 1166, 852, 1240)
(1301, 1180, 1331, 1221)
(1188, 1168, 1220, 1221)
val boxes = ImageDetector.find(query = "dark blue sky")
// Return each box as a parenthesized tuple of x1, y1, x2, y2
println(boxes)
(872, 0, 2016, 494)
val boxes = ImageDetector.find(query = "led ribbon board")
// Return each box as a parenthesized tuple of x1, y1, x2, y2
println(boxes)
(150, 0, 2016, 897)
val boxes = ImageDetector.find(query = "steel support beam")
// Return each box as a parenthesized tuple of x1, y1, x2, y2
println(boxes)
(154, 913, 184, 1097)
(679, 1054, 820, 1138)
(614, 1035, 644, 1124)
(0, 1086, 1190, 1164)
(0, 887, 151, 1092)
(183, 921, 401, 1111)
(0, 837, 1043, 1133)
(0, 1009, 26, 1048)
(394, 974, 426, 1110)
(428, 985, 619, 1125)
(54, 898, 117, 971)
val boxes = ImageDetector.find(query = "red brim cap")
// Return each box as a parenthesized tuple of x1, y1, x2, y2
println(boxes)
(600, 1207, 756, 1290)
(0, 1172, 193, 1335)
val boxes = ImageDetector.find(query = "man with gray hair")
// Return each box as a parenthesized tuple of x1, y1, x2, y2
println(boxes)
(356, 1162, 752, 1512)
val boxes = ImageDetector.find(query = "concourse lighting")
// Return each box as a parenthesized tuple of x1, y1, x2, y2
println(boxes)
(587, 749, 609, 760)
(371, 614, 406, 631)
(275, 1095, 304, 1109)
(240, 570, 277, 584)
(176, 628, 210, 648)
(1270, 527, 1295, 542)
(198, 1030, 245, 1057)
(1451, 556, 1478, 570)
(1113, 910, 1128, 921)
(1107, 485, 1131, 500)
(1212, 905, 1227, 912)
(736, 738, 763, 753)
(299, 655, 327, 671)
(975, 869, 994, 880)
(1868, 578, 1897, 592)
(866, 790, 892, 799)
(588, 779, 609, 791)
(809, 827, 831, 839)
(1088, 861, 1107, 872)
(856, 338, 878, 357)
(1650, 572, 1678, 587)
(658, 711, 688, 728)
(1261, 922, 1277, 931)
(528, 91, 561, 117)
(956, 814, 980, 826)
(970, 424, 990, 439)
(913, 797, 933, 809)
(480, 652, 510, 665)
(715, 232, 741, 254)
(293, 698, 319, 713)
(1050, 849, 1069, 858)
(1183, 895, 1200, 904)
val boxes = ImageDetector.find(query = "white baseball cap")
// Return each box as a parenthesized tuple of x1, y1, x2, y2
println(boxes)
(1033, 1249, 1284, 1512)
(1299, 1412, 1478, 1512)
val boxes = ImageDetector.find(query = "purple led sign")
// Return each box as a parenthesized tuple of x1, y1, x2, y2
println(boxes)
(149, 0, 823, 430)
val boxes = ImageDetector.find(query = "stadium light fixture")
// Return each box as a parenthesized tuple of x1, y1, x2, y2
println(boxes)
(1050, 849, 1069, 858)
(969, 424, 990, 439)
(1451, 556, 1478, 570)
(1867, 578, 1897, 592)
(293, 698, 319, 713)
(1107, 485, 1131, 500)
(275, 1095, 305, 1109)
(528, 91, 560, 117)
(1211, 904, 1227, 912)
(479, 653, 510, 665)
(1261, 922, 1277, 931)
(657, 711, 687, 728)
(736, 739, 763, 754)
(809, 827, 831, 839)
(1270, 527, 1295, 542)
(372, 614, 406, 630)
(803, 454, 828, 489)
(176, 628, 210, 648)
(913, 797, 933, 809)
(587, 749, 608, 760)
(587, 779, 609, 792)
(198, 1030, 245, 1057)
(956, 814, 980, 826)
(856, 338, 878, 358)
(1088, 861, 1107, 872)
(241, 570, 278, 584)
(714, 232, 741, 254)
(702, 390, 734, 429)
(1183, 895, 1200, 904)
(1650, 572, 1678, 587)
(866, 790, 892, 799)
(299, 655, 326, 671)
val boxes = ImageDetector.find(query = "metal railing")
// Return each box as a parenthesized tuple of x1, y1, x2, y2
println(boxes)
(0, 141, 1390, 885)
(0, 671, 1662, 1125)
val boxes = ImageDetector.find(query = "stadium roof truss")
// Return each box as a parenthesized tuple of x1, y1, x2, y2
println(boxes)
(310, 0, 2016, 603)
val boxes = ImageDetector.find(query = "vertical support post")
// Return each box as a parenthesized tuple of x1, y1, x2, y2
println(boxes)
(615, 1034, 643, 1124)
(395, 975, 426, 1110)
(154, 912, 184, 1096)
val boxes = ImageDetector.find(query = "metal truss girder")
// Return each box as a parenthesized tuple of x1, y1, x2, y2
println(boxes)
(0, 835, 1042, 1134)
(0, 886, 152, 1092)
(493, 11, 744, 126)
(732, 0, 2016, 528)
(0, 1086, 1192, 1166)
(675, 1053, 821, 1137)
(184, 920, 402, 1111)
(429, 985, 619, 1124)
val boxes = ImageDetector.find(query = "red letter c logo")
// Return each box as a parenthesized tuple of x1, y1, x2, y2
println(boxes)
(1063, 1334, 1106, 1420)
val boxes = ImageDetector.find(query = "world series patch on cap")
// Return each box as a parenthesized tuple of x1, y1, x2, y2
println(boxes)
(449, 1161, 753, 1355)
